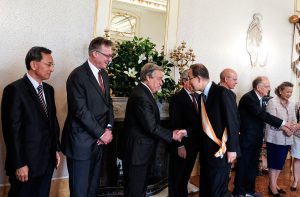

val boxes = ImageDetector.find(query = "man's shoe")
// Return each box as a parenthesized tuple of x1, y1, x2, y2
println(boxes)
(245, 193, 262, 197)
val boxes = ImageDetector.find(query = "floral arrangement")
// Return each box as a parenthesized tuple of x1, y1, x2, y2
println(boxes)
(108, 37, 177, 101)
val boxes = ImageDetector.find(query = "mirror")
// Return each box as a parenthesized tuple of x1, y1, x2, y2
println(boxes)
(109, 0, 168, 50)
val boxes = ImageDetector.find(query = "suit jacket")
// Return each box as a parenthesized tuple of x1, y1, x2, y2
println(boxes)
(200, 82, 240, 166)
(61, 61, 114, 160)
(238, 90, 283, 148)
(123, 83, 172, 166)
(169, 88, 200, 155)
(1, 75, 60, 177)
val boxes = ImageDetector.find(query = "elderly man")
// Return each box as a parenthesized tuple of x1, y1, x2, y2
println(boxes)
(219, 68, 238, 90)
(123, 63, 186, 197)
(168, 69, 200, 197)
(188, 63, 240, 197)
(232, 76, 292, 197)
(61, 37, 114, 197)
(1, 46, 60, 197)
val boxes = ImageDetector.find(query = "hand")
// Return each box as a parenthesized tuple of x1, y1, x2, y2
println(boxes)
(56, 151, 61, 168)
(177, 146, 186, 159)
(99, 129, 113, 145)
(284, 122, 293, 130)
(282, 125, 293, 137)
(227, 151, 237, 163)
(16, 165, 29, 182)
(172, 129, 186, 142)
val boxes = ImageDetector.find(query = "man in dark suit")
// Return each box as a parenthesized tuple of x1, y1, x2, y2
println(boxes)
(168, 69, 200, 197)
(1, 46, 60, 197)
(188, 63, 240, 197)
(123, 63, 186, 197)
(61, 37, 114, 197)
(219, 68, 238, 91)
(232, 76, 291, 197)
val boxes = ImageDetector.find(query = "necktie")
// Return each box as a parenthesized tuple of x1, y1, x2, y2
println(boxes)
(98, 70, 105, 94)
(37, 85, 48, 117)
(202, 93, 207, 103)
(191, 93, 199, 113)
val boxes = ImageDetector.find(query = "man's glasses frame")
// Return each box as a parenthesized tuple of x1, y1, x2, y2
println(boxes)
(94, 50, 113, 59)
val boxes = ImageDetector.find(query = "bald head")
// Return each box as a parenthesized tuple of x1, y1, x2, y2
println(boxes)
(219, 68, 238, 90)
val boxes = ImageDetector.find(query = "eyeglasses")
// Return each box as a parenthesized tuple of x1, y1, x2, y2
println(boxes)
(40, 61, 55, 67)
(94, 50, 113, 59)
(188, 76, 196, 81)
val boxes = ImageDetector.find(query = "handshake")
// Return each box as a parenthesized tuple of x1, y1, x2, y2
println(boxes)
(172, 129, 187, 142)
(282, 122, 300, 137)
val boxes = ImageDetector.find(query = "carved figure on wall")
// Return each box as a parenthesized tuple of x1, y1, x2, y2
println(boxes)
(290, 15, 300, 77)
(246, 13, 268, 67)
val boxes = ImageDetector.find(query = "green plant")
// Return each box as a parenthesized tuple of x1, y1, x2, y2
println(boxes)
(108, 37, 177, 101)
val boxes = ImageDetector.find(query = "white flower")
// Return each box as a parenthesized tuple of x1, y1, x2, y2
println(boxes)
(124, 67, 138, 78)
(138, 54, 147, 64)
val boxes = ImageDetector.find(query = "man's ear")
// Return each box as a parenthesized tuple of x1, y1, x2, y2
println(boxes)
(30, 61, 37, 71)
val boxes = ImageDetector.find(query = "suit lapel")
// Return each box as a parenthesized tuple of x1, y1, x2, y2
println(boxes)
(84, 63, 108, 104)
(182, 89, 198, 115)
(139, 83, 160, 119)
(22, 75, 49, 120)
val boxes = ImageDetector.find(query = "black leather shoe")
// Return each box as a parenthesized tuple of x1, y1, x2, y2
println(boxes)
(290, 186, 297, 192)
(268, 186, 281, 197)
(277, 188, 286, 194)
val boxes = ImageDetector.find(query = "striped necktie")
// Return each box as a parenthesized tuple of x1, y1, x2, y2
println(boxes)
(37, 85, 48, 117)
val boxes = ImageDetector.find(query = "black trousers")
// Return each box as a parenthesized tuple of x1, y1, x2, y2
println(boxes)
(8, 163, 54, 197)
(168, 149, 198, 197)
(233, 145, 261, 195)
(67, 149, 103, 197)
(200, 162, 231, 197)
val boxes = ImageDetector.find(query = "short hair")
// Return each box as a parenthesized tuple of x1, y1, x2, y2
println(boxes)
(88, 37, 113, 55)
(252, 76, 267, 89)
(180, 69, 189, 85)
(140, 63, 163, 82)
(189, 63, 209, 79)
(220, 68, 236, 82)
(274, 81, 294, 96)
(25, 46, 52, 70)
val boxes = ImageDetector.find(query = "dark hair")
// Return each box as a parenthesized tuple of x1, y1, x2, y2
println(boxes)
(88, 37, 113, 55)
(189, 63, 209, 79)
(140, 63, 163, 82)
(252, 76, 264, 89)
(25, 46, 52, 70)
(274, 81, 294, 96)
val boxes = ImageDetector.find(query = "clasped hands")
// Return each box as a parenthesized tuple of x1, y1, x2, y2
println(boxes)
(282, 122, 300, 137)
(97, 128, 113, 145)
(172, 129, 187, 142)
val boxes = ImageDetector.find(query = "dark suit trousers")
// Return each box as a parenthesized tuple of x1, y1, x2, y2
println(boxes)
(8, 163, 54, 197)
(123, 163, 151, 197)
(168, 150, 198, 197)
(233, 145, 261, 195)
(67, 148, 103, 197)
(200, 162, 231, 197)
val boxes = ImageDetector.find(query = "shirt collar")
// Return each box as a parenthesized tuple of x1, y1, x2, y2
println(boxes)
(88, 59, 100, 75)
(26, 73, 42, 90)
(203, 81, 212, 97)
(254, 90, 263, 101)
(141, 82, 153, 96)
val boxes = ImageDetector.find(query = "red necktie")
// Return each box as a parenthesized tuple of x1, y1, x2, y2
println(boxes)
(191, 93, 199, 113)
(98, 70, 105, 94)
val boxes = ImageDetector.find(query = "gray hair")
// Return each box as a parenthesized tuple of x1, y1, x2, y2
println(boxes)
(140, 63, 163, 82)
(180, 69, 189, 85)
